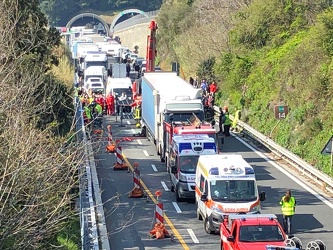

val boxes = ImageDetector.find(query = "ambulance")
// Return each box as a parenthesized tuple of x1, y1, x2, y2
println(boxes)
(195, 154, 266, 234)
(169, 134, 217, 202)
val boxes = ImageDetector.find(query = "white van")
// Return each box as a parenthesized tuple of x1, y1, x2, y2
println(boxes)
(195, 154, 266, 234)
(106, 77, 132, 100)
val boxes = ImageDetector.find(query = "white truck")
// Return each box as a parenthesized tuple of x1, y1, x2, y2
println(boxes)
(141, 72, 204, 159)
(82, 51, 108, 71)
(112, 63, 127, 78)
(76, 43, 99, 61)
(195, 154, 266, 234)
(84, 66, 107, 89)
(169, 134, 217, 201)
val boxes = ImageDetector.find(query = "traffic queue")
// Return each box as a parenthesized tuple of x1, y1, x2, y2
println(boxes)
(70, 26, 328, 250)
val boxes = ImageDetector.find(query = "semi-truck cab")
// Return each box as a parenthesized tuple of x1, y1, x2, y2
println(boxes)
(168, 134, 217, 201)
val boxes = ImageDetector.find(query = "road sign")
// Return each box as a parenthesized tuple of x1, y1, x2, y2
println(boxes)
(274, 105, 289, 119)
(321, 135, 333, 155)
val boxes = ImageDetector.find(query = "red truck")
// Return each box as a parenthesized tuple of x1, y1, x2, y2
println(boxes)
(220, 214, 300, 250)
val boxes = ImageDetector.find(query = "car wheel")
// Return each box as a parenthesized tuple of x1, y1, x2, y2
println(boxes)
(204, 217, 213, 234)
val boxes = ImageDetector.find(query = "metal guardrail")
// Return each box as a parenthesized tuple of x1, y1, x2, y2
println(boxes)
(113, 11, 158, 33)
(75, 96, 110, 250)
(213, 106, 333, 194)
(75, 98, 99, 250)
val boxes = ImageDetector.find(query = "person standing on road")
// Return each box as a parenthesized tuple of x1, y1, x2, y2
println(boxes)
(222, 106, 232, 137)
(280, 190, 297, 234)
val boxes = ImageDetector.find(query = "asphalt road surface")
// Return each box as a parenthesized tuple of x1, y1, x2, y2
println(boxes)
(93, 115, 333, 250)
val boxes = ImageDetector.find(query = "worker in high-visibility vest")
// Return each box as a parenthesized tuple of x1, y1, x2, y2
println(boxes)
(134, 103, 141, 128)
(280, 190, 297, 234)
(231, 108, 241, 132)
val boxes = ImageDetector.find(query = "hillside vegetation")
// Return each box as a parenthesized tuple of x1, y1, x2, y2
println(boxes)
(157, 0, 333, 174)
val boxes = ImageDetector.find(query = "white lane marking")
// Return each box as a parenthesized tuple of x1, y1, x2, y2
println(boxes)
(234, 135, 333, 209)
(161, 181, 169, 191)
(127, 120, 131, 125)
(187, 229, 199, 243)
(172, 202, 182, 213)
(143, 150, 149, 156)
(137, 140, 142, 145)
(151, 164, 158, 172)
(131, 129, 135, 134)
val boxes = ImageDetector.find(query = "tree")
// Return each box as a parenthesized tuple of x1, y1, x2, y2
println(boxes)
(0, 1, 80, 249)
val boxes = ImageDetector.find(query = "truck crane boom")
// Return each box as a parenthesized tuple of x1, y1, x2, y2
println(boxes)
(146, 20, 158, 72)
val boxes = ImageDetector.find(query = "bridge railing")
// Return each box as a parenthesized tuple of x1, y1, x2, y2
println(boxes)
(74, 94, 110, 249)
(213, 105, 333, 194)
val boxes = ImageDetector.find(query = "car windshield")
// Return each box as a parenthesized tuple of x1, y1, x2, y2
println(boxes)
(92, 88, 104, 94)
(179, 156, 199, 173)
(114, 88, 132, 99)
(90, 78, 102, 82)
(239, 225, 285, 242)
(164, 112, 205, 123)
(91, 83, 103, 87)
(210, 180, 257, 202)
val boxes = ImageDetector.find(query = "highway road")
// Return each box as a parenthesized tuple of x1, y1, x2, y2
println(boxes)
(93, 115, 333, 250)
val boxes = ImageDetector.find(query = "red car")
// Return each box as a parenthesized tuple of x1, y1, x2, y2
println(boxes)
(220, 214, 296, 250)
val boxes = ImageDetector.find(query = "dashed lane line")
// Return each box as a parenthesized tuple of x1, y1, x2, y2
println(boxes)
(122, 155, 190, 250)
(187, 229, 199, 243)
(137, 140, 142, 145)
(151, 164, 158, 172)
(172, 202, 182, 214)
(161, 181, 169, 191)
(143, 150, 149, 157)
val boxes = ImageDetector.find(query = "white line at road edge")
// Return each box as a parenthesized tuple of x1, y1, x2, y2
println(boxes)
(137, 140, 142, 145)
(143, 150, 149, 157)
(172, 202, 182, 213)
(151, 164, 158, 172)
(187, 229, 199, 243)
(233, 135, 333, 210)
(161, 181, 169, 191)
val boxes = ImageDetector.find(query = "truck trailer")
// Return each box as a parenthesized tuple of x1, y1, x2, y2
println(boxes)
(141, 72, 203, 158)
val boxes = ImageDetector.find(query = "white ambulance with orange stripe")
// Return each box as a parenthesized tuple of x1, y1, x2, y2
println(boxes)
(195, 154, 266, 234)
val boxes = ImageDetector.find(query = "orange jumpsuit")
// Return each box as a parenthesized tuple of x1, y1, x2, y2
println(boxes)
(106, 94, 115, 115)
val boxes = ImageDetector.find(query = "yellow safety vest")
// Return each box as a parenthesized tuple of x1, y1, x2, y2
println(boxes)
(135, 107, 141, 119)
(232, 110, 241, 128)
(280, 196, 296, 216)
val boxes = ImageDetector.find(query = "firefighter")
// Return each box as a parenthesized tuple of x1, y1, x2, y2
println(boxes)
(280, 190, 297, 234)
(106, 93, 115, 115)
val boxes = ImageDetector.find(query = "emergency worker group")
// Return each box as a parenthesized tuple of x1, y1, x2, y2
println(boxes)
(75, 81, 142, 131)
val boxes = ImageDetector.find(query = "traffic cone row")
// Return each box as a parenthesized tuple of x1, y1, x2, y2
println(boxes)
(129, 162, 143, 198)
(149, 222, 170, 239)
